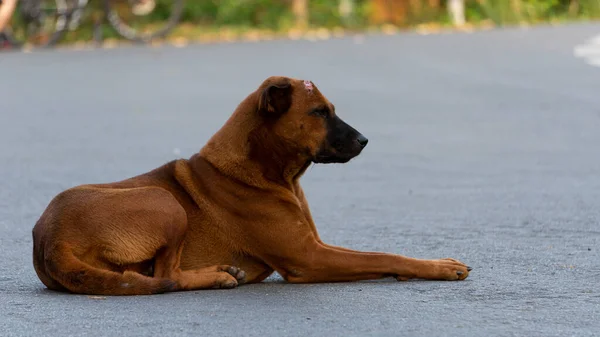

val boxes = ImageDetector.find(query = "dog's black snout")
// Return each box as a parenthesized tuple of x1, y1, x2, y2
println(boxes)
(357, 134, 368, 148)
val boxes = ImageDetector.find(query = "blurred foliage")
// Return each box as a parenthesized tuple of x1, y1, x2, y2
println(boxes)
(172, 0, 372, 29)
(163, 0, 600, 28)
(178, 0, 293, 29)
(465, 0, 600, 25)
(18, 0, 600, 46)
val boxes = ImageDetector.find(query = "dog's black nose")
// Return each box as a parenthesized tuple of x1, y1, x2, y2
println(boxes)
(357, 134, 368, 148)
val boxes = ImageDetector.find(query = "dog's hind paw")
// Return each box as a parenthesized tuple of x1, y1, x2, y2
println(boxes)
(218, 265, 247, 285)
(213, 275, 239, 289)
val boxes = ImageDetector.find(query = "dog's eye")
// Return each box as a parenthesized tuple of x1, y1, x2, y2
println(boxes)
(311, 109, 329, 119)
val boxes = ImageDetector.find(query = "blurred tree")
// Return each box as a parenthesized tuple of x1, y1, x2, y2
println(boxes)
(292, 0, 309, 28)
(339, 0, 354, 19)
(155, 0, 600, 28)
(569, 0, 580, 16)
(370, 0, 409, 25)
(23, 0, 600, 45)
(449, 0, 466, 25)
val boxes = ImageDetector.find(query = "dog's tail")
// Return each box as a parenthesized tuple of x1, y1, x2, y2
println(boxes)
(43, 243, 176, 296)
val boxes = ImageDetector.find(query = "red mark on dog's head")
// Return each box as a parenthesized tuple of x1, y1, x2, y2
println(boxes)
(303, 80, 313, 93)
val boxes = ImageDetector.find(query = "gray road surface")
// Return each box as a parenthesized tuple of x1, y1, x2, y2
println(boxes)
(2, 23, 600, 337)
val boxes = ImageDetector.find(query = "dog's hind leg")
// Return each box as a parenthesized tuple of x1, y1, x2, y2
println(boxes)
(39, 186, 246, 294)
(152, 239, 246, 290)
(96, 187, 246, 291)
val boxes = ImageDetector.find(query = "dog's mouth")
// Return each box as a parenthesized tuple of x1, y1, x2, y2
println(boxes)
(313, 150, 362, 164)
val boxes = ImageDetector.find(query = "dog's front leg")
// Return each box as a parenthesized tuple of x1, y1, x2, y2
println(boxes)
(264, 234, 470, 283)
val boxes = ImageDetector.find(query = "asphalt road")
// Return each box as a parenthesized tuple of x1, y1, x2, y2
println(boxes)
(2, 23, 600, 337)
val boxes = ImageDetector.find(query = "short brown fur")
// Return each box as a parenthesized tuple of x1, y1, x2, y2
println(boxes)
(32, 76, 470, 296)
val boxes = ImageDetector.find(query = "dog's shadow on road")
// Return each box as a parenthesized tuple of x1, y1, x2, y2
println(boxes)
(29, 275, 471, 301)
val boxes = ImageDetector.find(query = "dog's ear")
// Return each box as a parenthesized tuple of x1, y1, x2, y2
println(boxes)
(258, 78, 292, 117)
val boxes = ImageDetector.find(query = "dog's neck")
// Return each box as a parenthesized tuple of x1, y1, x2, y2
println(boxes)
(195, 92, 310, 189)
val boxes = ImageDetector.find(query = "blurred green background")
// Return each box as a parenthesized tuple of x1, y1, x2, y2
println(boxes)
(174, 0, 600, 28)
(20, 0, 600, 45)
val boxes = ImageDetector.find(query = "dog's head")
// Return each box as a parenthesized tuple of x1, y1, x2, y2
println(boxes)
(254, 76, 368, 165)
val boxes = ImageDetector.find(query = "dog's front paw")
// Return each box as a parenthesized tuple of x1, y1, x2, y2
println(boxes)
(429, 258, 471, 281)
(396, 258, 472, 281)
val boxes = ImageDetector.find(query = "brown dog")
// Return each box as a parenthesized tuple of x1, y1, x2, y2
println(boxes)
(32, 76, 471, 296)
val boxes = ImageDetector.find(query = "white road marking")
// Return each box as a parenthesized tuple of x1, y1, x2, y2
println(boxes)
(574, 33, 600, 68)
(587, 58, 600, 67)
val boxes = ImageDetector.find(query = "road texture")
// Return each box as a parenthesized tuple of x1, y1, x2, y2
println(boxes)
(2, 23, 600, 337)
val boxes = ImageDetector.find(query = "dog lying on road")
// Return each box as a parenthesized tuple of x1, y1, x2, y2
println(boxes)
(32, 76, 471, 295)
